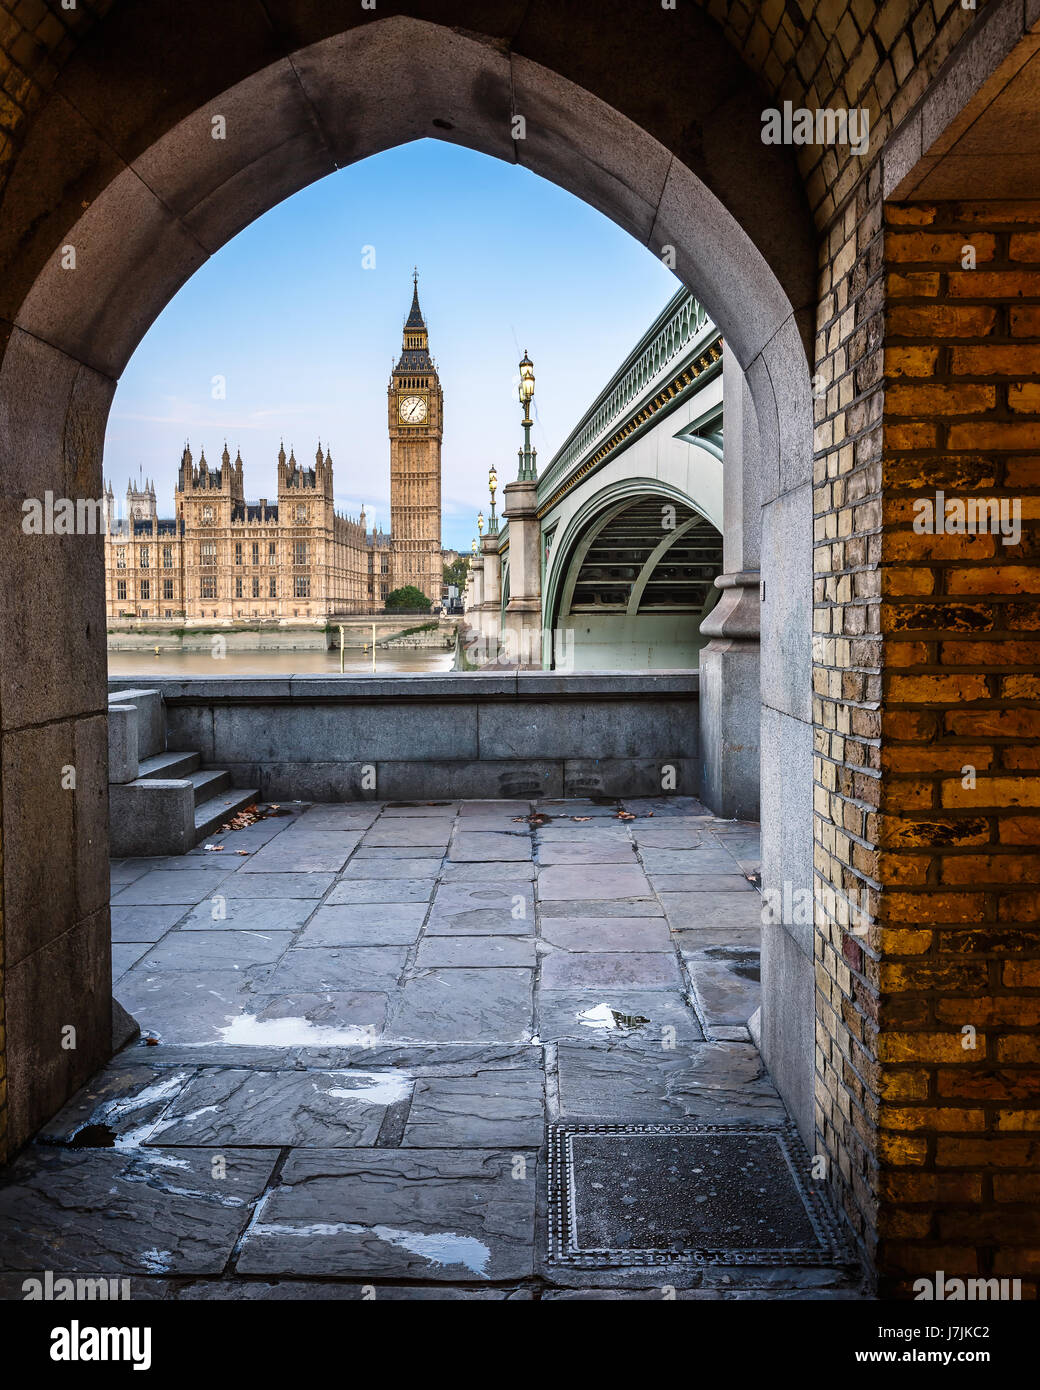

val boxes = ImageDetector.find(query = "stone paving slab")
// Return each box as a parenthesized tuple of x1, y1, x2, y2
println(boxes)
(389, 968, 534, 1042)
(536, 840, 639, 865)
(37, 1063, 195, 1145)
(658, 891, 763, 932)
(235, 1149, 537, 1280)
(426, 908, 532, 936)
(639, 849, 740, 875)
(540, 918, 673, 951)
(0, 1146, 279, 1276)
(538, 864, 651, 900)
(114, 944, 151, 980)
(297, 904, 427, 946)
(685, 949, 762, 1028)
(540, 897, 663, 917)
(651, 874, 754, 894)
(539, 950, 682, 991)
(340, 857, 442, 878)
(537, 989, 703, 1042)
(362, 825, 454, 848)
(402, 1071, 544, 1147)
(452, 814, 531, 833)
(222, 872, 335, 898)
(554, 1040, 785, 1123)
(262, 946, 409, 993)
(440, 860, 535, 882)
(179, 898, 316, 931)
(235, 837, 361, 873)
(116, 968, 268, 1044)
(132, 929, 295, 972)
(112, 869, 235, 904)
(415, 935, 538, 968)
(450, 832, 533, 862)
(291, 809, 380, 830)
(234, 991, 389, 1042)
(458, 800, 531, 817)
(146, 1068, 404, 1147)
(325, 877, 434, 904)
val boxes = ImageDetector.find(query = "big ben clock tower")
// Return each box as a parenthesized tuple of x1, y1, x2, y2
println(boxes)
(388, 272, 443, 605)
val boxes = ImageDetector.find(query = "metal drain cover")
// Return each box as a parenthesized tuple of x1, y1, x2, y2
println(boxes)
(548, 1123, 847, 1267)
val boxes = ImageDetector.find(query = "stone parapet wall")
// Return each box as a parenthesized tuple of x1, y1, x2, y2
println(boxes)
(107, 673, 700, 804)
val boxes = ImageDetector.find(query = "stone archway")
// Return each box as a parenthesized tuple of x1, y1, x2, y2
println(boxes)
(0, 6, 816, 1241)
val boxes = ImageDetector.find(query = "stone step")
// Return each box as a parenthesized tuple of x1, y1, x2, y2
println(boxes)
(194, 786, 259, 843)
(137, 750, 200, 780)
(191, 768, 230, 806)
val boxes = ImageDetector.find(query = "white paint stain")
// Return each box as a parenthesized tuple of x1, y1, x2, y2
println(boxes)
(577, 1003, 620, 1030)
(215, 1014, 378, 1047)
(325, 1071, 411, 1106)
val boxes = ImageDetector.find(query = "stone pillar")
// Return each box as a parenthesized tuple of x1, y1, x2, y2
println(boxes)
(502, 478, 541, 668)
(698, 348, 761, 819)
(480, 531, 502, 660)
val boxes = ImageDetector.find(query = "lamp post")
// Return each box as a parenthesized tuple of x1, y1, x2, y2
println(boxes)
(487, 465, 498, 533)
(517, 351, 537, 481)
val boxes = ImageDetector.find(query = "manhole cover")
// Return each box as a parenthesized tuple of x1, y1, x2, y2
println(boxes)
(547, 1123, 848, 1267)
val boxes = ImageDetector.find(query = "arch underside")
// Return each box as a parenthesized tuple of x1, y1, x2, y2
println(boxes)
(0, 7, 817, 1189)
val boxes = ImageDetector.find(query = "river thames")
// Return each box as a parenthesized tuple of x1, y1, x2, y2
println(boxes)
(107, 648, 456, 678)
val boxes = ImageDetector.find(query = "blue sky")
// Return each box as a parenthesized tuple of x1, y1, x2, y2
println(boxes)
(104, 139, 679, 552)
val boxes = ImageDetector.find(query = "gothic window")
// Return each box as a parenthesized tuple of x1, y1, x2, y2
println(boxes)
(201, 576, 216, 598)
(294, 575, 310, 598)
(116, 580, 127, 600)
(162, 545, 173, 569)
(268, 542, 276, 565)
(139, 546, 149, 568)
(252, 542, 260, 565)
(295, 504, 308, 523)
(140, 579, 150, 600)
(116, 547, 126, 569)
(269, 576, 277, 598)
(202, 505, 214, 524)
(293, 540, 307, 565)
(163, 578, 174, 600)
(252, 576, 260, 599)
(235, 542, 242, 565)
(235, 577, 243, 598)
(200, 541, 216, 566)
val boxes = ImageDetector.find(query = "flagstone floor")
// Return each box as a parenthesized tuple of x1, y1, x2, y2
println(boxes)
(0, 797, 863, 1300)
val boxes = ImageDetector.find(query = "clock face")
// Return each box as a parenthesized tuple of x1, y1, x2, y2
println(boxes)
(399, 394, 428, 424)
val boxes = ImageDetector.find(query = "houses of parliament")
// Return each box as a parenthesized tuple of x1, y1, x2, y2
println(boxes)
(104, 277, 446, 623)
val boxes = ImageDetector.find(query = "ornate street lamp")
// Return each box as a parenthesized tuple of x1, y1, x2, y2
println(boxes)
(477, 511, 484, 538)
(517, 350, 537, 481)
(488, 464, 498, 532)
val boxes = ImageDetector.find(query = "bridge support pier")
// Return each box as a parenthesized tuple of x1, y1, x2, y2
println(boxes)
(699, 571, 760, 819)
(502, 477, 543, 668)
(698, 347, 761, 820)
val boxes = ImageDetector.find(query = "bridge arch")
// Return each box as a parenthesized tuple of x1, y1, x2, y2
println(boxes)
(543, 479, 723, 671)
